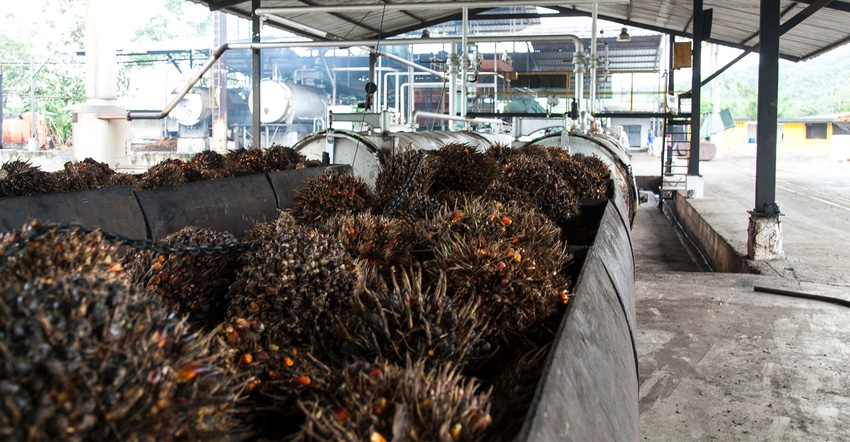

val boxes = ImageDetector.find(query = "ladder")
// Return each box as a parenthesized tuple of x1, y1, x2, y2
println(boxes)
(659, 117, 691, 204)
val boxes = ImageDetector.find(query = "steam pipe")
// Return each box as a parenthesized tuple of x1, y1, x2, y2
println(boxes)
(412, 110, 503, 129)
(589, 3, 598, 115)
(117, 34, 586, 121)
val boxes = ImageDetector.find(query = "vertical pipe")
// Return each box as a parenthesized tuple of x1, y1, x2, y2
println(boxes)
(665, 34, 675, 176)
(408, 46, 415, 127)
(755, 0, 780, 214)
(589, 3, 598, 115)
(689, 0, 703, 176)
(448, 51, 457, 131)
(251, 0, 261, 148)
(30, 57, 37, 149)
(460, 8, 469, 124)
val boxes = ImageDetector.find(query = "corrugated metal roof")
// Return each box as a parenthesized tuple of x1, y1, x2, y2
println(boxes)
(188, 0, 850, 62)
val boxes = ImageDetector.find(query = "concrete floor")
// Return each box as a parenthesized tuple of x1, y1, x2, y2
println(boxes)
(630, 148, 850, 440)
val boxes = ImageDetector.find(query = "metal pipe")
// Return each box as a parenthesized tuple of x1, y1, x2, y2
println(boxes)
(408, 46, 415, 127)
(461, 8, 469, 124)
(252, 0, 261, 148)
(590, 3, 598, 115)
(412, 110, 503, 129)
(319, 52, 336, 105)
(448, 52, 458, 131)
(257, 0, 623, 14)
(121, 34, 584, 121)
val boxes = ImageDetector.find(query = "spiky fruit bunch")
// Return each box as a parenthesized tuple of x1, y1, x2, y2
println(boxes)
(426, 143, 498, 199)
(485, 345, 552, 440)
(191, 150, 231, 181)
(59, 158, 116, 192)
(216, 316, 341, 439)
(107, 172, 138, 187)
(554, 153, 611, 200)
(372, 149, 441, 220)
(263, 145, 305, 171)
(192, 150, 227, 170)
(133, 158, 202, 190)
(0, 159, 59, 198)
(224, 148, 266, 173)
(138, 226, 241, 331)
(319, 213, 427, 268)
(0, 277, 245, 441)
(226, 227, 359, 348)
(338, 266, 491, 368)
(0, 221, 124, 284)
(243, 211, 300, 242)
(499, 153, 580, 225)
(299, 360, 493, 442)
(291, 172, 372, 225)
(429, 198, 572, 339)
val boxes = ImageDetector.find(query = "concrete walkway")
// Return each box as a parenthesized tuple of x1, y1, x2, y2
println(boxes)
(630, 148, 850, 440)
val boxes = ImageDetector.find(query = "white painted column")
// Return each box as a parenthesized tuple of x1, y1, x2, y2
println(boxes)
(72, 0, 129, 166)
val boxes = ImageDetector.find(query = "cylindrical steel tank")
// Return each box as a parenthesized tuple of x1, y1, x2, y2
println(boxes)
(291, 130, 514, 187)
(248, 80, 328, 124)
(2, 112, 48, 148)
(170, 88, 250, 127)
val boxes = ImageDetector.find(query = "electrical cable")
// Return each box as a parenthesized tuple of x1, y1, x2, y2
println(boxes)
(753, 286, 850, 309)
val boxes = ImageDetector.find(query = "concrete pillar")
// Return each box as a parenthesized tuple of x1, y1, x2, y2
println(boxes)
(747, 213, 784, 260)
(72, 0, 129, 165)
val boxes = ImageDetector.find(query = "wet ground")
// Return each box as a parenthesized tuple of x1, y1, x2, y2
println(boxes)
(630, 147, 850, 440)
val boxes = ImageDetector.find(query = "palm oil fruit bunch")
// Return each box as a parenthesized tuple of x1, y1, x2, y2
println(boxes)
(263, 145, 306, 171)
(58, 157, 116, 192)
(215, 316, 336, 439)
(0, 159, 59, 198)
(426, 143, 498, 200)
(133, 158, 202, 190)
(372, 148, 441, 220)
(339, 265, 491, 368)
(499, 152, 580, 225)
(485, 344, 552, 440)
(139, 226, 241, 331)
(191, 150, 232, 181)
(224, 147, 267, 173)
(299, 359, 493, 442)
(0, 221, 124, 284)
(243, 210, 299, 242)
(226, 226, 359, 349)
(554, 152, 611, 200)
(291, 171, 372, 225)
(430, 198, 572, 340)
(0, 276, 245, 441)
(318, 212, 424, 269)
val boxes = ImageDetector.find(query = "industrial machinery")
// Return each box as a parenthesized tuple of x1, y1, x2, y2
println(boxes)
(163, 81, 329, 151)
(247, 80, 329, 147)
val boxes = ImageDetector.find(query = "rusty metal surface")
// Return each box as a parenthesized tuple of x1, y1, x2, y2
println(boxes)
(0, 186, 147, 238)
(520, 199, 638, 441)
(135, 173, 277, 240)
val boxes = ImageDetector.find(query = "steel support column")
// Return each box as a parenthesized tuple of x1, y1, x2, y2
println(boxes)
(755, 0, 780, 215)
(688, 0, 703, 176)
(251, 0, 261, 148)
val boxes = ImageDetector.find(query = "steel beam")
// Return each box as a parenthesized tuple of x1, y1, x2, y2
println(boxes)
(754, 0, 781, 214)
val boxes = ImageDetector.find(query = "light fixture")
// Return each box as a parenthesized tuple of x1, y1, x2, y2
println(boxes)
(617, 27, 631, 42)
